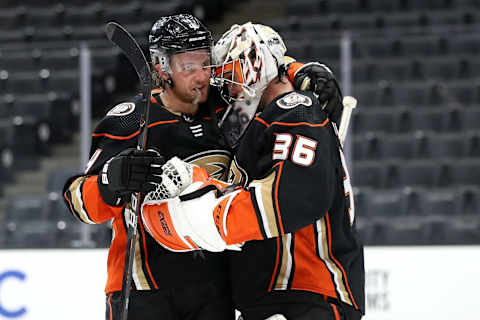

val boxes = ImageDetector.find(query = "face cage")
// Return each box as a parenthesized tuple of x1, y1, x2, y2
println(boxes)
(212, 58, 258, 105)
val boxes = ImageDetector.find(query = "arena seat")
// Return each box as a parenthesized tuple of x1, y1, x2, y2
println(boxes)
(362, 188, 409, 217)
(0, 119, 14, 189)
(458, 185, 480, 215)
(46, 166, 80, 194)
(449, 158, 480, 186)
(377, 133, 415, 160)
(417, 132, 466, 159)
(387, 159, 441, 188)
(47, 195, 112, 248)
(465, 131, 480, 157)
(448, 33, 480, 55)
(444, 217, 480, 244)
(461, 109, 480, 131)
(352, 160, 389, 188)
(2, 194, 55, 248)
(352, 107, 397, 134)
(61, 3, 103, 27)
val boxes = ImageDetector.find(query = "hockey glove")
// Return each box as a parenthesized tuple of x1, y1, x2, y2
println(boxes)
(98, 148, 165, 206)
(142, 177, 243, 253)
(293, 62, 343, 124)
(142, 156, 212, 202)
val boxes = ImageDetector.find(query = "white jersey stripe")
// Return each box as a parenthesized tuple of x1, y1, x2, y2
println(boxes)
(273, 234, 293, 290)
(315, 218, 352, 305)
(250, 183, 273, 238)
(73, 182, 95, 224)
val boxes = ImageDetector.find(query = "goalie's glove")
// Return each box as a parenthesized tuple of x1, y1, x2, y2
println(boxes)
(142, 156, 211, 203)
(141, 177, 243, 253)
(98, 148, 165, 206)
(293, 62, 343, 124)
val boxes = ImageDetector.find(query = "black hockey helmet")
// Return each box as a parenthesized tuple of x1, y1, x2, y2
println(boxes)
(149, 13, 213, 73)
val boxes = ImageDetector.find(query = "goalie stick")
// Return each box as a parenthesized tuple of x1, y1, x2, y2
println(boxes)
(338, 95, 357, 143)
(105, 21, 152, 320)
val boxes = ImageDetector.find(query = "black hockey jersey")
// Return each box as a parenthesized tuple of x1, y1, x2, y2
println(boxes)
(226, 90, 365, 313)
(63, 89, 233, 293)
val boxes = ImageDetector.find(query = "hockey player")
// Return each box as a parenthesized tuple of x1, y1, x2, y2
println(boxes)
(141, 23, 365, 320)
(63, 14, 235, 320)
(63, 14, 345, 320)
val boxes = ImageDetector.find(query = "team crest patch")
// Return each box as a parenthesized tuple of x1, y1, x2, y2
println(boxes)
(276, 92, 312, 109)
(107, 102, 135, 116)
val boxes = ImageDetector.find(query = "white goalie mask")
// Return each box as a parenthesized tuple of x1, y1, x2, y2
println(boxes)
(212, 22, 287, 147)
(212, 22, 287, 104)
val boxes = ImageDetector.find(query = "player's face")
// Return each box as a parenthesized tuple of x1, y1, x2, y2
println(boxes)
(169, 50, 211, 104)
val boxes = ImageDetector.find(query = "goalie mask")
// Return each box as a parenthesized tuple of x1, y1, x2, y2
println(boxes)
(212, 22, 287, 147)
(149, 14, 213, 86)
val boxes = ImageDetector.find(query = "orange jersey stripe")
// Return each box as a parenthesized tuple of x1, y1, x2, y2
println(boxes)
(92, 120, 180, 140)
(290, 225, 337, 297)
(330, 303, 341, 320)
(254, 117, 329, 128)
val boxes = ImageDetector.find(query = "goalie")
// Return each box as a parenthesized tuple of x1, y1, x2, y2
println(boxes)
(141, 23, 364, 320)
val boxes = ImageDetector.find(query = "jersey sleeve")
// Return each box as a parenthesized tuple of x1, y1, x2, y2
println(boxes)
(63, 175, 124, 224)
(223, 91, 340, 244)
(62, 99, 141, 224)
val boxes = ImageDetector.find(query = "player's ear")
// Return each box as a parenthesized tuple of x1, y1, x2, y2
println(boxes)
(155, 64, 169, 81)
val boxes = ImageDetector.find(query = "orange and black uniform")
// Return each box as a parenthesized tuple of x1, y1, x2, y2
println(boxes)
(63, 89, 234, 320)
(225, 91, 365, 320)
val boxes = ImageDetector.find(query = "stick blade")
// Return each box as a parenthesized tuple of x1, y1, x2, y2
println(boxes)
(104, 21, 119, 42)
(104, 21, 152, 89)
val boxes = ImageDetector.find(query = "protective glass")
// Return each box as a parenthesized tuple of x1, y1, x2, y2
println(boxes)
(170, 50, 214, 75)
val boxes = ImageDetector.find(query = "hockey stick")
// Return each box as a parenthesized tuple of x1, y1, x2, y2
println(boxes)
(338, 95, 357, 143)
(105, 22, 152, 320)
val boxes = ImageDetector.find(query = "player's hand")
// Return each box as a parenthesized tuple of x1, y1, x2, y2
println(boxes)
(98, 148, 165, 205)
(293, 62, 343, 124)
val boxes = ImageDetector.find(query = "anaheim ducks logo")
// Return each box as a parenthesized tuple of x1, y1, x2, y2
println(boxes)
(107, 102, 135, 116)
(183, 150, 232, 181)
(276, 92, 312, 109)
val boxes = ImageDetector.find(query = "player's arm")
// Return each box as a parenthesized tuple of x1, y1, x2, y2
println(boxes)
(63, 101, 165, 224)
(141, 98, 338, 251)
